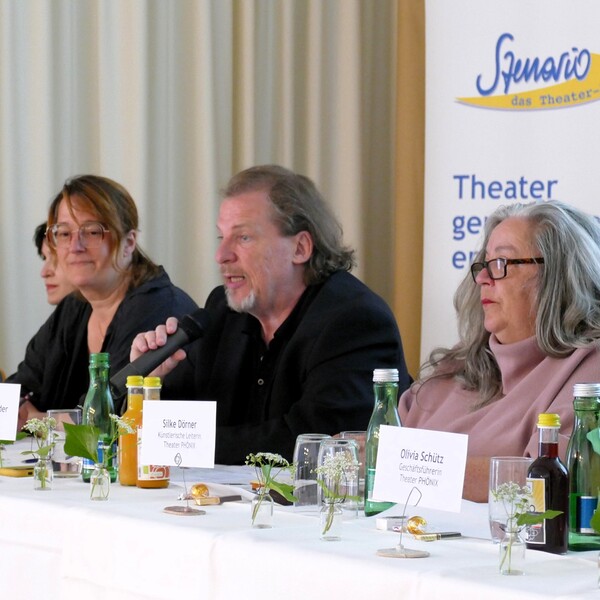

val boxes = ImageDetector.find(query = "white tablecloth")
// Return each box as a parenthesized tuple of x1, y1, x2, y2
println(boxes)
(0, 440, 598, 600)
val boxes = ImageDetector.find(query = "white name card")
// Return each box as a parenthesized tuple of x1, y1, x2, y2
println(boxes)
(139, 400, 216, 468)
(0, 383, 20, 441)
(372, 425, 468, 513)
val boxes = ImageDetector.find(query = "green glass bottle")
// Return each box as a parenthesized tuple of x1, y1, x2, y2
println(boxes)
(364, 368, 402, 516)
(566, 383, 600, 551)
(81, 352, 117, 483)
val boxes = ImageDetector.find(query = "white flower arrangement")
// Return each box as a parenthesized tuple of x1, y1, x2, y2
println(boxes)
(22, 416, 57, 459)
(245, 452, 297, 525)
(491, 481, 561, 574)
(314, 451, 360, 535)
(22, 416, 58, 491)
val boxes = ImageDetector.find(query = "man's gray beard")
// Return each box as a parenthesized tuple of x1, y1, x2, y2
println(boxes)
(225, 288, 256, 314)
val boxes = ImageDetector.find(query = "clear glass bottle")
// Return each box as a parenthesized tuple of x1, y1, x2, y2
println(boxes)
(90, 463, 111, 501)
(119, 375, 143, 486)
(526, 413, 569, 554)
(81, 353, 117, 483)
(137, 376, 170, 489)
(499, 527, 526, 576)
(364, 368, 401, 516)
(566, 383, 600, 551)
(251, 487, 274, 529)
(316, 438, 360, 518)
(33, 456, 53, 491)
(320, 499, 344, 541)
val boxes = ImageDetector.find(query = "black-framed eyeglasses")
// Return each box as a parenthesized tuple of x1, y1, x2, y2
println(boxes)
(470, 257, 544, 282)
(46, 222, 111, 249)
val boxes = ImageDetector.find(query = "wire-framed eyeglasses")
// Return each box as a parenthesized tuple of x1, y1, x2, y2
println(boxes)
(470, 257, 544, 282)
(46, 222, 111, 249)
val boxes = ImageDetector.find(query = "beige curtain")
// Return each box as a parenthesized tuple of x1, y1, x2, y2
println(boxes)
(0, 0, 399, 375)
(394, 0, 425, 376)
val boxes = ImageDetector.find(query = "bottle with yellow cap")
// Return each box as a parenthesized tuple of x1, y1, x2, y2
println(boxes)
(119, 375, 144, 486)
(526, 413, 569, 554)
(136, 376, 170, 489)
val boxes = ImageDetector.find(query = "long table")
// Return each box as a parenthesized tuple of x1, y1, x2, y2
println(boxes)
(0, 441, 598, 599)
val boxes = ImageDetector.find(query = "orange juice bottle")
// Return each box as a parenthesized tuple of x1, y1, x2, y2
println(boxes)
(119, 375, 143, 486)
(137, 376, 170, 488)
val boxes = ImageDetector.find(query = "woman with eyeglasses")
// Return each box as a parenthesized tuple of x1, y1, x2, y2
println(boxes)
(8, 175, 198, 428)
(33, 221, 77, 306)
(399, 200, 600, 501)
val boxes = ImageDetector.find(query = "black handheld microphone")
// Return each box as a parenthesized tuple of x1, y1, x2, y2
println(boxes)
(110, 308, 210, 400)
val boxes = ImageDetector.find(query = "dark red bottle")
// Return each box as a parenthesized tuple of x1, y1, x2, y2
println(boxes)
(526, 413, 569, 554)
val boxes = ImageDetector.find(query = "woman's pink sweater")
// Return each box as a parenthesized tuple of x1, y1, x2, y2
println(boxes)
(399, 335, 600, 460)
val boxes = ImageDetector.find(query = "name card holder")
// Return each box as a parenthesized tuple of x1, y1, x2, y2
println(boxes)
(139, 400, 217, 516)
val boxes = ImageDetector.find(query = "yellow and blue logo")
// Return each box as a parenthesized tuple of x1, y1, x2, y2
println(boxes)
(458, 33, 600, 110)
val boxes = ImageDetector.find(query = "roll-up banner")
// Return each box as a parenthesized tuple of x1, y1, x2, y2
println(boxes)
(422, 0, 600, 361)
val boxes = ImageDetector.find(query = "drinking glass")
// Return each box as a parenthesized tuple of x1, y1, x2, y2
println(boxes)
(488, 456, 533, 543)
(48, 408, 83, 478)
(317, 438, 360, 518)
(292, 433, 332, 508)
(339, 431, 366, 510)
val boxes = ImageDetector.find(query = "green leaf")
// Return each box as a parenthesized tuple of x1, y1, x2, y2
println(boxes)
(36, 444, 54, 458)
(21, 445, 54, 458)
(343, 494, 361, 502)
(315, 478, 336, 500)
(269, 480, 298, 504)
(591, 508, 600, 534)
(315, 478, 360, 502)
(587, 428, 600, 455)
(63, 423, 100, 463)
(517, 509, 562, 526)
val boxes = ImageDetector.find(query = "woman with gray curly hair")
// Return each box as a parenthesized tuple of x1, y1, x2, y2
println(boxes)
(399, 200, 600, 501)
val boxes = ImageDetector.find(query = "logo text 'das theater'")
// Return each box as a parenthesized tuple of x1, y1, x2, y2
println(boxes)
(458, 33, 600, 110)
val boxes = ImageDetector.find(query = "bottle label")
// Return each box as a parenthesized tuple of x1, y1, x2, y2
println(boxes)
(525, 478, 546, 544)
(138, 464, 170, 480)
(574, 495, 598, 533)
(98, 441, 114, 466)
(137, 426, 169, 481)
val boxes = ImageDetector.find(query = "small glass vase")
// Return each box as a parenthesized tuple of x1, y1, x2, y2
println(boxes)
(33, 457, 53, 491)
(320, 500, 343, 541)
(251, 488, 274, 528)
(90, 463, 110, 501)
(499, 527, 526, 575)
